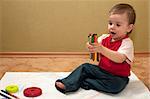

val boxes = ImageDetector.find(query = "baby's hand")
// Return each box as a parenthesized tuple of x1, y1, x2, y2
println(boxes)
(91, 42, 100, 47)
(87, 42, 102, 53)
(86, 42, 93, 49)
(86, 42, 95, 53)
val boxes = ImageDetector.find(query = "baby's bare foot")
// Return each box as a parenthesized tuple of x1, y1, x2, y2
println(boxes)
(55, 82, 65, 89)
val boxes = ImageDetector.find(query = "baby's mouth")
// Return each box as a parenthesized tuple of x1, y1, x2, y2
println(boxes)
(110, 32, 116, 35)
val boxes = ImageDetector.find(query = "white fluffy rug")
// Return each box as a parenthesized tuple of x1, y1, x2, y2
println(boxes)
(0, 72, 150, 99)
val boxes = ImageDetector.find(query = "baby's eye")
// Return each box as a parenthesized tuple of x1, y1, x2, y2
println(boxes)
(109, 22, 112, 25)
(116, 24, 121, 27)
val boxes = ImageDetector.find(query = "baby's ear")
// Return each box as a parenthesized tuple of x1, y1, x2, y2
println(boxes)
(127, 24, 134, 33)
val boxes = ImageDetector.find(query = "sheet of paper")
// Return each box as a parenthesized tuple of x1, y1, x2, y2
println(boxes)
(0, 72, 149, 99)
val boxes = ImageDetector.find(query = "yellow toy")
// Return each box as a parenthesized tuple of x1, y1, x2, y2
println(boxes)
(5, 85, 19, 93)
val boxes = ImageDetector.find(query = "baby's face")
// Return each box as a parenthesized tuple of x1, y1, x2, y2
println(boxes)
(108, 13, 133, 41)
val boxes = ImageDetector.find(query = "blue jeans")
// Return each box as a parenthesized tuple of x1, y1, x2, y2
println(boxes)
(55, 63, 129, 94)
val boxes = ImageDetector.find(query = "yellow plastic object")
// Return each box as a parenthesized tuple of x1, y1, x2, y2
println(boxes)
(94, 53, 97, 61)
(5, 85, 19, 93)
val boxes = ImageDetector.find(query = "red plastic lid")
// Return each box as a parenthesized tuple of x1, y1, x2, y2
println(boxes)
(23, 87, 42, 97)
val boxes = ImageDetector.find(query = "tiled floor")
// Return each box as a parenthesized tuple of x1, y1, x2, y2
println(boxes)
(0, 54, 149, 90)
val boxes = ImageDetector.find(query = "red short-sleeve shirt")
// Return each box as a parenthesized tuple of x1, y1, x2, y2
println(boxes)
(98, 34, 134, 77)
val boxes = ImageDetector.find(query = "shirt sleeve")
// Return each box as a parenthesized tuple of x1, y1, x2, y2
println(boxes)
(98, 34, 110, 43)
(117, 38, 134, 63)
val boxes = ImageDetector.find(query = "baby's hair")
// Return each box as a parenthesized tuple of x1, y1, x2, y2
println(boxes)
(109, 3, 136, 25)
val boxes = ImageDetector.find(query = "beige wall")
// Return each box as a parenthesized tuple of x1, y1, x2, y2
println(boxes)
(1, 0, 149, 52)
